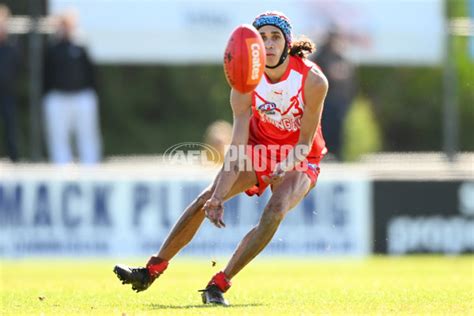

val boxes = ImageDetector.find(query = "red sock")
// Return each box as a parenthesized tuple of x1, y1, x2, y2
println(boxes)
(208, 271, 232, 292)
(146, 257, 169, 278)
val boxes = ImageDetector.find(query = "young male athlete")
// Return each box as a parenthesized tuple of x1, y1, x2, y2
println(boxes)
(114, 11, 328, 306)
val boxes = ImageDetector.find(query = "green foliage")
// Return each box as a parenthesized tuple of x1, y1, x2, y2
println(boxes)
(448, 0, 474, 151)
(98, 65, 231, 155)
(350, 0, 473, 153)
(1, 257, 472, 315)
(453, 36, 474, 150)
(357, 67, 445, 151)
(0, 0, 472, 160)
(91, 0, 474, 156)
(448, 0, 469, 17)
(343, 97, 382, 161)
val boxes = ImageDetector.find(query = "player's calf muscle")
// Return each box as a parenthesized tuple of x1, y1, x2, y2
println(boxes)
(263, 199, 289, 222)
(174, 188, 211, 224)
(157, 188, 212, 253)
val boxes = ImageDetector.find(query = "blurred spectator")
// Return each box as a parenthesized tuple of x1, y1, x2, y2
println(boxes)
(43, 10, 101, 164)
(0, 5, 20, 162)
(203, 120, 232, 164)
(310, 29, 356, 161)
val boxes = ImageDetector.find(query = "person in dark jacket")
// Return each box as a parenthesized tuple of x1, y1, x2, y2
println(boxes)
(0, 5, 20, 162)
(43, 10, 101, 164)
(310, 30, 356, 160)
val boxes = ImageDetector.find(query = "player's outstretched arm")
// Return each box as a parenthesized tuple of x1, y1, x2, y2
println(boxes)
(204, 89, 252, 228)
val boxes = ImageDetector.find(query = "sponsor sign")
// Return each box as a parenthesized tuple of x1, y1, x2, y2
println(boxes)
(373, 181, 474, 254)
(0, 178, 371, 257)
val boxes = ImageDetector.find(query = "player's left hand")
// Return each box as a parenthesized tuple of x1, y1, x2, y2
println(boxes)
(204, 197, 226, 228)
(262, 163, 286, 185)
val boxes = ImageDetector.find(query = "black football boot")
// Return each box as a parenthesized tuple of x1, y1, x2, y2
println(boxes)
(113, 264, 155, 293)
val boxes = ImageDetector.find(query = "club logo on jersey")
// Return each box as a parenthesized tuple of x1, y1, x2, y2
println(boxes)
(255, 86, 304, 131)
(258, 102, 277, 115)
(258, 102, 283, 122)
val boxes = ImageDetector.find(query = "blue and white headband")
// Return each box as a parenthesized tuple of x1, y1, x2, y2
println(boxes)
(252, 11, 293, 47)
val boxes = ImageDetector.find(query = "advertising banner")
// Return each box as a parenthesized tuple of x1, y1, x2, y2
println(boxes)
(373, 181, 474, 254)
(0, 178, 371, 257)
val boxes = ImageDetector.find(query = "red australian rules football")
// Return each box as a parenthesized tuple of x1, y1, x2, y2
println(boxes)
(223, 24, 266, 93)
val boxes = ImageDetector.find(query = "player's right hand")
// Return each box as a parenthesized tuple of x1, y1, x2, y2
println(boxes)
(204, 197, 226, 228)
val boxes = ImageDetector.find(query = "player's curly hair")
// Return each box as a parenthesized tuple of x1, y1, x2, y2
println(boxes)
(289, 36, 316, 58)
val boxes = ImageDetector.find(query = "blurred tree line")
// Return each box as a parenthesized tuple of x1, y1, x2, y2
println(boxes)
(1, 0, 472, 160)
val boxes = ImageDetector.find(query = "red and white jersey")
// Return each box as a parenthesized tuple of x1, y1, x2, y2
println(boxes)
(249, 55, 327, 160)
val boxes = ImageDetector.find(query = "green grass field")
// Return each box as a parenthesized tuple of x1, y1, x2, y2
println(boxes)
(1, 256, 473, 315)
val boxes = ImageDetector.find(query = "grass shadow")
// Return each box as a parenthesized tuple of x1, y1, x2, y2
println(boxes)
(147, 303, 264, 310)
